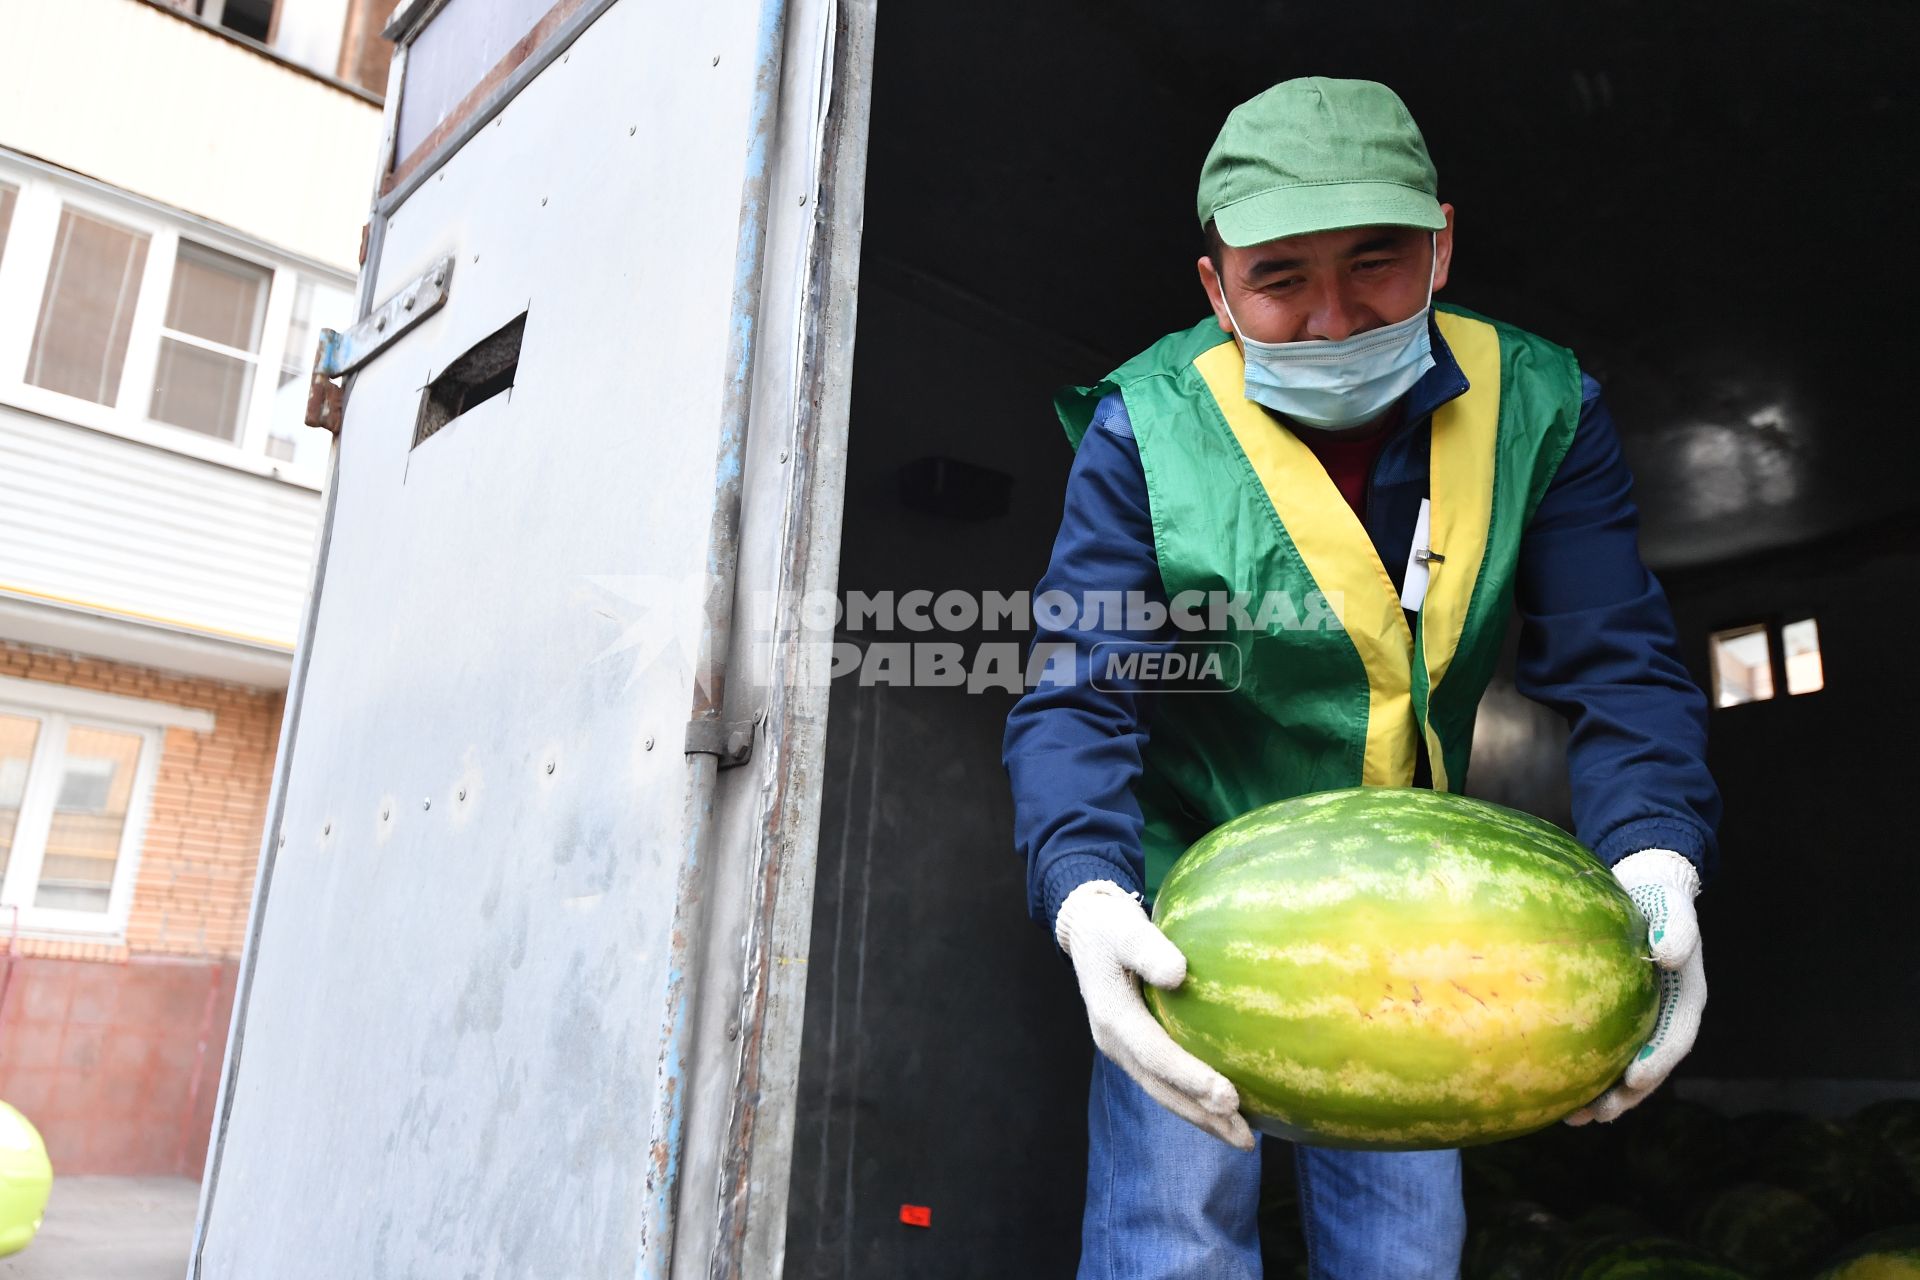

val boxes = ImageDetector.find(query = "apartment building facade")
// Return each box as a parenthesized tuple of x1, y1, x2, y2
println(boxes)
(0, 0, 384, 1175)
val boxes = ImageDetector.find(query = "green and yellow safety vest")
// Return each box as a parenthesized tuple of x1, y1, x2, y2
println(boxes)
(1054, 304, 1585, 898)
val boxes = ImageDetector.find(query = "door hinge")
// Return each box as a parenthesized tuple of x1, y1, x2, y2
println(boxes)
(684, 716, 759, 769)
(305, 254, 456, 434)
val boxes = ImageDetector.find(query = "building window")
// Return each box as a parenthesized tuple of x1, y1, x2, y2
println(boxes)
(1708, 624, 1774, 708)
(0, 688, 175, 937)
(0, 182, 17, 264)
(25, 207, 151, 408)
(0, 159, 356, 484)
(35, 724, 146, 913)
(0, 711, 42, 886)
(199, 0, 276, 44)
(1782, 617, 1824, 696)
(150, 241, 271, 442)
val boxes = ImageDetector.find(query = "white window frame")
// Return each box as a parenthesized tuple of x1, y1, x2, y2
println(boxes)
(150, 240, 279, 449)
(0, 151, 354, 492)
(0, 677, 213, 942)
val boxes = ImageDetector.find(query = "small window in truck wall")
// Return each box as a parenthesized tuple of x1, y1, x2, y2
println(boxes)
(1708, 624, 1774, 708)
(1781, 617, 1824, 696)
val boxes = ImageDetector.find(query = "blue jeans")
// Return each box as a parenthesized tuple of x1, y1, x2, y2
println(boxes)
(1080, 1053, 1465, 1280)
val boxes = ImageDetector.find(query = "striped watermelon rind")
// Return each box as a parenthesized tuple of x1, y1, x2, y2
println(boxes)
(1145, 787, 1658, 1151)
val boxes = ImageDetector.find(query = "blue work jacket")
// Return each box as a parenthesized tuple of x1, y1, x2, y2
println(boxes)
(1003, 321, 1723, 931)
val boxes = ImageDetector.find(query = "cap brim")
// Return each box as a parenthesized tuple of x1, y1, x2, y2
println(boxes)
(1213, 182, 1444, 246)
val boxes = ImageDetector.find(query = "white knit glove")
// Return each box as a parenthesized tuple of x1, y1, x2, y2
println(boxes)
(1566, 848, 1706, 1126)
(1056, 880, 1255, 1150)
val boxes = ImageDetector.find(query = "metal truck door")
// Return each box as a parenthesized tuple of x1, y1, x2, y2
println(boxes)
(190, 0, 873, 1275)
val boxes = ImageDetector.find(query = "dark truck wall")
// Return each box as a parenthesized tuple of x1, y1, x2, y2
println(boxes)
(1665, 526, 1920, 1088)
(785, 0, 1920, 1274)
(782, 278, 1091, 1279)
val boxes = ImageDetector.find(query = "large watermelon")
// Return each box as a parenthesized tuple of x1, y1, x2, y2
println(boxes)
(1144, 787, 1658, 1150)
(1813, 1226, 1920, 1280)
(1756, 1118, 1920, 1232)
(1686, 1183, 1838, 1278)
(1854, 1100, 1920, 1204)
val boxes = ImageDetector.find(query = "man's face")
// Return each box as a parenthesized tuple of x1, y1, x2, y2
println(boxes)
(1197, 204, 1455, 345)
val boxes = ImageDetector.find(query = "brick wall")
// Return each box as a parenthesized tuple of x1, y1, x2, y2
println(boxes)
(0, 639, 284, 961)
(0, 639, 283, 1174)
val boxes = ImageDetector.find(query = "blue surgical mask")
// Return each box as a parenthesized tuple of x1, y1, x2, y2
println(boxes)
(1221, 235, 1438, 431)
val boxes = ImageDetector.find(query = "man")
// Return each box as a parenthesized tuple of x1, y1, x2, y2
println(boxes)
(1002, 78, 1722, 1278)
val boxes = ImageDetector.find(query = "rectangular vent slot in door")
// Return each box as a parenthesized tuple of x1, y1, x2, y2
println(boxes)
(413, 311, 525, 447)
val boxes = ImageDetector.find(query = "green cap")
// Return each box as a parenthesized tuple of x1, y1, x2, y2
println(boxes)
(1197, 77, 1444, 246)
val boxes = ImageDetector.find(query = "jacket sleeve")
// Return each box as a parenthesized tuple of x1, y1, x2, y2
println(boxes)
(1514, 375, 1724, 876)
(1003, 393, 1178, 932)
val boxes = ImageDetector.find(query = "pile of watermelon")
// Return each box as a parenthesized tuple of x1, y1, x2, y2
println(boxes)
(1251, 1095, 1920, 1278)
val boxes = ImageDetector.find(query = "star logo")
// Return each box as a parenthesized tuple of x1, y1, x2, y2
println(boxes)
(580, 572, 713, 690)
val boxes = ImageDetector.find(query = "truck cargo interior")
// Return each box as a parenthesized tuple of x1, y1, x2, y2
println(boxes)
(787, 1, 1919, 1273)
(22, 0, 1920, 1274)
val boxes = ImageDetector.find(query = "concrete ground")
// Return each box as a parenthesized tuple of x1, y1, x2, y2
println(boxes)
(0, 1176, 197, 1280)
